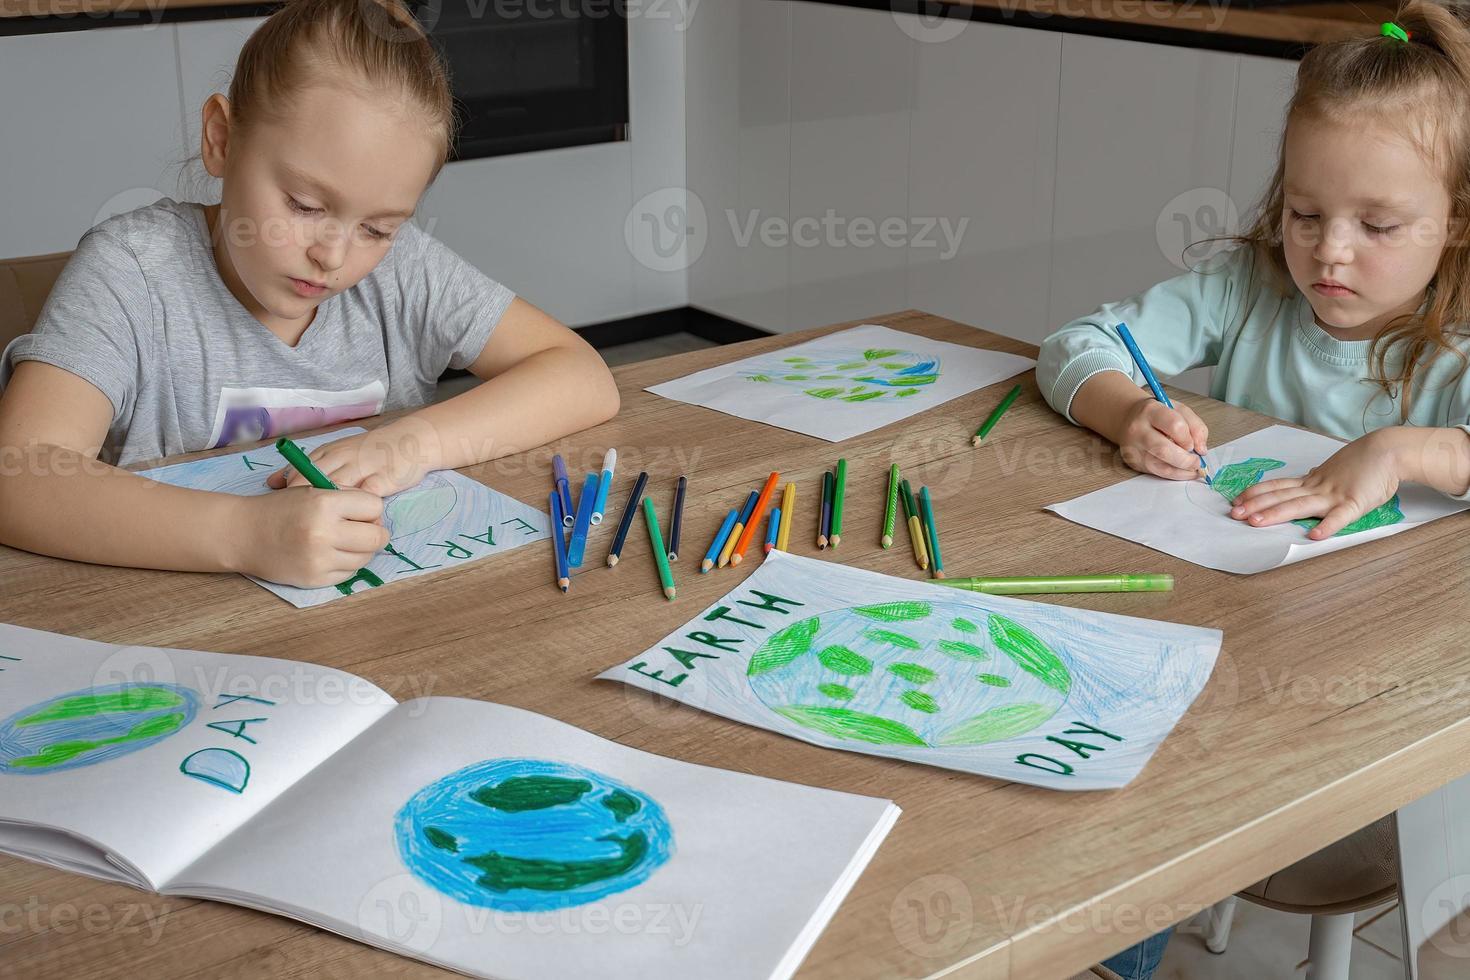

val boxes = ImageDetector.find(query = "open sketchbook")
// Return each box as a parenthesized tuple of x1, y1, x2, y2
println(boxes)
(646, 324, 1035, 442)
(1046, 424, 1470, 575)
(140, 428, 551, 608)
(0, 623, 898, 980)
(600, 552, 1221, 791)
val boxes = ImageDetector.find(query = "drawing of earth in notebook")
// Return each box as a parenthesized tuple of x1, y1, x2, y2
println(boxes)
(396, 759, 674, 911)
(742, 347, 940, 403)
(1191, 457, 1404, 537)
(0, 684, 200, 774)
(746, 602, 1072, 747)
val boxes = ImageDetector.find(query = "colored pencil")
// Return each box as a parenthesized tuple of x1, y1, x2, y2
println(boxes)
(935, 574, 1174, 595)
(899, 477, 928, 570)
(776, 482, 795, 552)
(1116, 322, 1212, 484)
(566, 472, 597, 568)
(642, 495, 676, 601)
(703, 508, 738, 573)
(818, 470, 833, 549)
(275, 437, 384, 591)
(667, 475, 688, 562)
(881, 463, 899, 548)
(548, 492, 570, 592)
(919, 486, 944, 579)
(764, 507, 781, 554)
(719, 491, 759, 568)
(552, 453, 574, 526)
(606, 470, 648, 567)
(729, 471, 780, 567)
(829, 458, 847, 547)
(972, 383, 1022, 447)
(591, 448, 616, 525)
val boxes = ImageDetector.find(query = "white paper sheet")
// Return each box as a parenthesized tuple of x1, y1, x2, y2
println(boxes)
(140, 428, 552, 607)
(0, 624, 396, 888)
(1046, 424, 1470, 575)
(171, 697, 899, 980)
(599, 552, 1220, 791)
(646, 324, 1035, 442)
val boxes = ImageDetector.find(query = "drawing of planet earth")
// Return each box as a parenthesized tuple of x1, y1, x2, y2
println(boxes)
(743, 348, 940, 403)
(396, 758, 674, 911)
(0, 684, 199, 774)
(1208, 458, 1404, 536)
(383, 472, 458, 541)
(745, 601, 1073, 747)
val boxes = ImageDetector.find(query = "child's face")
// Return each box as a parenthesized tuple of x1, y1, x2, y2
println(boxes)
(207, 81, 440, 326)
(1280, 112, 1452, 338)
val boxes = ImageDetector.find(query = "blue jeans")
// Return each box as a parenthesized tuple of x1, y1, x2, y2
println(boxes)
(1101, 927, 1173, 980)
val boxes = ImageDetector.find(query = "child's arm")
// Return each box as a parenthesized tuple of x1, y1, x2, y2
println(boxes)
(0, 361, 389, 587)
(1037, 248, 1248, 479)
(268, 298, 619, 495)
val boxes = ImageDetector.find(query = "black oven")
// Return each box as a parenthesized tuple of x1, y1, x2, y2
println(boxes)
(408, 0, 629, 161)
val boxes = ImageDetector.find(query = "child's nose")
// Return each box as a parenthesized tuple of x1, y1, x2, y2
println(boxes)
(1312, 216, 1355, 265)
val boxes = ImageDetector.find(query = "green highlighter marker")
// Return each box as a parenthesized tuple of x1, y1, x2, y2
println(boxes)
(275, 437, 384, 594)
(933, 574, 1173, 595)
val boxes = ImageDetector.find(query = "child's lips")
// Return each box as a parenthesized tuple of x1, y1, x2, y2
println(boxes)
(289, 276, 328, 298)
(1312, 281, 1354, 297)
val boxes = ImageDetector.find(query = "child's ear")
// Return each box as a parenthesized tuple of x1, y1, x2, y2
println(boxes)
(200, 94, 233, 178)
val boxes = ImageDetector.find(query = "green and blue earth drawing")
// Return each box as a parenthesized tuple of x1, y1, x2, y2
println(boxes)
(396, 759, 674, 911)
(0, 684, 199, 774)
(743, 348, 940, 403)
(745, 601, 1073, 747)
(1209, 458, 1404, 536)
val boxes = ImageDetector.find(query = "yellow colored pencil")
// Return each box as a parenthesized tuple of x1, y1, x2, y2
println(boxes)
(718, 520, 744, 568)
(776, 482, 795, 552)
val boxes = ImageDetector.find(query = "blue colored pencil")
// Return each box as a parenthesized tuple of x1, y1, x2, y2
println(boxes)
(667, 475, 688, 561)
(702, 508, 738, 573)
(548, 492, 569, 592)
(591, 448, 616, 525)
(567, 472, 598, 567)
(764, 506, 781, 554)
(1115, 322, 1212, 484)
(736, 489, 759, 526)
(552, 454, 574, 526)
(606, 470, 648, 568)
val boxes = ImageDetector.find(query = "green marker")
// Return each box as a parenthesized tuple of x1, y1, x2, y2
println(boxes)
(881, 463, 899, 549)
(972, 383, 1022, 447)
(830, 458, 848, 547)
(275, 437, 384, 595)
(934, 574, 1174, 595)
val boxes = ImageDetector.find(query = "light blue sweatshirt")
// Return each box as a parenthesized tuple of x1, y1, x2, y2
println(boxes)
(1037, 246, 1470, 474)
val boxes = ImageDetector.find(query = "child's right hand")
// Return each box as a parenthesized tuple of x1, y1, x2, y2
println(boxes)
(1116, 398, 1210, 481)
(235, 487, 390, 588)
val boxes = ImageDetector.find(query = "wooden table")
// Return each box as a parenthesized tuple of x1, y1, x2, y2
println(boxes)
(3, 309, 1469, 980)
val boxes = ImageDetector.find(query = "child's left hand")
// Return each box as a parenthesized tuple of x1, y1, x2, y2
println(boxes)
(1228, 430, 1400, 540)
(267, 420, 442, 497)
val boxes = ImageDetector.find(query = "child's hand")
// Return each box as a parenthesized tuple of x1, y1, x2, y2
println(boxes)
(1116, 399, 1210, 481)
(1228, 430, 1400, 539)
(236, 487, 390, 588)
(267, 421, 440, 497)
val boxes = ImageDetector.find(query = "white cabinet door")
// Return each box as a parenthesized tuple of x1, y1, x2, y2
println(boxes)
(175, 17, 269, 172)
(906, 18, 1061, 346)
(1049, 33, 1238, 394)
(0, 25, 182, 257)
(1229, 54, 1295, 224)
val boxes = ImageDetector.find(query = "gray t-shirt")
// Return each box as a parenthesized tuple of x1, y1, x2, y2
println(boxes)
(0, 197, 515, 466)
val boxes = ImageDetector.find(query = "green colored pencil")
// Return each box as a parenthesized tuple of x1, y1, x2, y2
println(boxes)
(881, 463, 899, 548)
(918, 486, 943, 579)
(830, 458, 848, 547)
(642, 495, 676, 601)
(972, 383, 1023, 446)
(934, 574, 1174, 595)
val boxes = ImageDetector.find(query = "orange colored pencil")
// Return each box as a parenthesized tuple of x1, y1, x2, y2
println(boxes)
(728, 471, 780, 567)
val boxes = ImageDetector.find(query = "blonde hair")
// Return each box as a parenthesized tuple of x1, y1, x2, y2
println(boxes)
(1232, 0, 1470, 417)
(227, 0, 458, 180)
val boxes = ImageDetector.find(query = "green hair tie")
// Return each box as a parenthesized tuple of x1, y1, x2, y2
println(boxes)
(1381, 21, 1411, 42)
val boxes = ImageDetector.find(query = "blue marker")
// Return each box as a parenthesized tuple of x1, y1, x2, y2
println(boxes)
(567, 472, 598, 567)
(591, 448, 616, 525)
(552, 454, 575, 526)
(1115, 322, 1212, 484)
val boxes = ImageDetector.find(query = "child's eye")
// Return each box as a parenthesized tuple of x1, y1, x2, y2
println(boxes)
(1289, 209, 1319, 223)
(1363, 221, 1399, 235)
(363, 225, 391, 241)
(286, 196, 320, 215)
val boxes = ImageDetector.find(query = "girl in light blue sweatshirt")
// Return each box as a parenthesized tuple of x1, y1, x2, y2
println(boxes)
(1039, 2, 1470, 544)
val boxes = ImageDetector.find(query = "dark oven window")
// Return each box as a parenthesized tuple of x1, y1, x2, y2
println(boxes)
(408, 0, 629, 161)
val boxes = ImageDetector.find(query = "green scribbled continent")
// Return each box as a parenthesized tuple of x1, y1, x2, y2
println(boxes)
(9, 713, 185, 769)
(470, 775, 591, 812)
(772, 705, 927, 745)
(17, 688, 185, 727)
